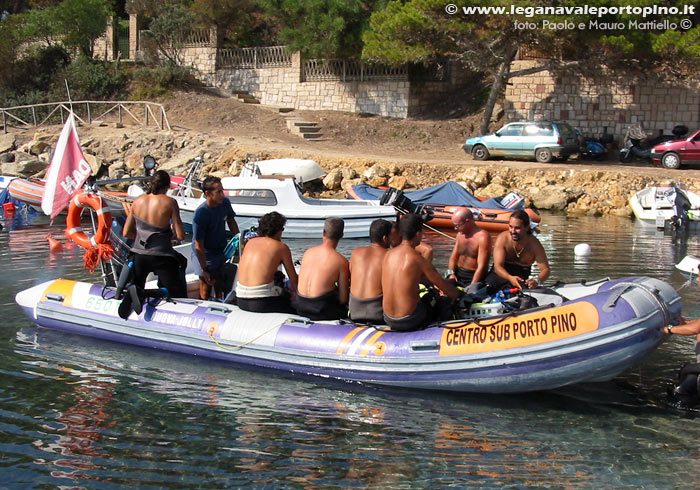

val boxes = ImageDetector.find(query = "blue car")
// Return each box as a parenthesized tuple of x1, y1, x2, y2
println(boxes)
(463, 121, 579, 163)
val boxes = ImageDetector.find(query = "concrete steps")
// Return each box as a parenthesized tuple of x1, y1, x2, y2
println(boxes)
(286, 119, 323, 140)
(231, 90, 260, 104)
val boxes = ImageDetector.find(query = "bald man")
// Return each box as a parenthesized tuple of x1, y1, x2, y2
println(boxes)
(447, 207, 492, 286)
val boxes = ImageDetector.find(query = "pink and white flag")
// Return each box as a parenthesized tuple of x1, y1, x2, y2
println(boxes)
(41, 115, 92, 220)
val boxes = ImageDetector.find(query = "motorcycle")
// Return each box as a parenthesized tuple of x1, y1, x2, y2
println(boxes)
(619, 123, 652, 163)
(575, 128, 611, 160)
(619, 123, 689, 163)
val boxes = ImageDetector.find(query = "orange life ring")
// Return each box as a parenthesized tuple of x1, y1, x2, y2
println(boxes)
(65, 192, 112, 249)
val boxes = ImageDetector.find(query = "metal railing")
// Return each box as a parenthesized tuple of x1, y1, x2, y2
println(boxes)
(0, 100, 172, 133)
(217, 46, 292, 69)
(303, 58, 407, 82)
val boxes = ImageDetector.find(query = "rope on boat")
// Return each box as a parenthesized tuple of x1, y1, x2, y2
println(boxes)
(394, 207, 456, 241)
(207, 321, 288, 352)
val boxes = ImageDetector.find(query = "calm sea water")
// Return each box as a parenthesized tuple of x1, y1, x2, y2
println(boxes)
(2, 208, 700, 489)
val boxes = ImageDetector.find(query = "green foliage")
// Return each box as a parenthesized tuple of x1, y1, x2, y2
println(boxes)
(16, 4, 61, 42)
(51, 55, 126, 100)
(261, 0, 386, 58)
(55, 0, 112, 57)
(128, 64, 199, 100)
(0, 44, 69, 104)
(147, 3, 195, 64)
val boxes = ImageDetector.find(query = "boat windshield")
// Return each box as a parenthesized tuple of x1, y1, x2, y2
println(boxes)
(225, 189, 277, 206)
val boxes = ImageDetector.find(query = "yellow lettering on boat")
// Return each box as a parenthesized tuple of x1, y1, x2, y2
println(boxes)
(439, 301, 599, 355)
(41, 279, 77, 307)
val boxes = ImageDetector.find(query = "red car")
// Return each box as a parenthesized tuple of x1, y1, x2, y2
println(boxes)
(651, 129, 700, 169)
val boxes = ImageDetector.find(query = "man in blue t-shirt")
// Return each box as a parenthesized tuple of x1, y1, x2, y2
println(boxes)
(192, 176, 239, 300)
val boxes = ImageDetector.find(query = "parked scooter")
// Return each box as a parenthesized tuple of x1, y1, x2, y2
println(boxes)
(575, 129, 609, 160)
(619, 123, 652, 163)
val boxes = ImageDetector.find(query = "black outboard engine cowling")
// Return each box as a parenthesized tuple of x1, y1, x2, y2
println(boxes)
(380, 187, 434, 224)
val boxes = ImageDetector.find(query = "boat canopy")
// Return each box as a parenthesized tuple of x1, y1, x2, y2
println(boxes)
(351, 182, 512, 210)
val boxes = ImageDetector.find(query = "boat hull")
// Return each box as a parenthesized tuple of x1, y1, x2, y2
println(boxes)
(174, 176, 398, 238)
(7, 178, 44, 211)
(15, 276, 681, 393)
(427, 205, 541, 232)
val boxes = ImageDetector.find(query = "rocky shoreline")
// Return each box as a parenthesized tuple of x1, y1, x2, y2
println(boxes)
(2, 125, 699, 219)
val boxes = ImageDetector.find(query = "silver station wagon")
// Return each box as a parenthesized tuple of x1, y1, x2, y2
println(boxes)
(463, 121, 579, 163)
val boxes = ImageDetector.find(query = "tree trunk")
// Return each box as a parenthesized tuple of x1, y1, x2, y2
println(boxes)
(480, 44, 518, 135)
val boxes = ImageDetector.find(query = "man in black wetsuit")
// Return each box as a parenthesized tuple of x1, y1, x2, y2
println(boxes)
(484, 209, 550, 292)
(123, 170, 187, 298)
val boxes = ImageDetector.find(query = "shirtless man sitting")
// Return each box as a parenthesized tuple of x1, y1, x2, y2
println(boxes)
(234, 211, 298, 313)
(382, 213, 459, 331)
(447, 207, 492, 286)
(484, 209, 550, 292)
(293, 217, 350, 320)
(348, 218, 392, 323)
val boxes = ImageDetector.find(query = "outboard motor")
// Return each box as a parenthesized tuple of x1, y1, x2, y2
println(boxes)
(380, 187, 434, 223)
(666, 187, 692, 230)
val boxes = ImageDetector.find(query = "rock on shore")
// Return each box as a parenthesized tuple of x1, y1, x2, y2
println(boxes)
(2, 125, 699, 218)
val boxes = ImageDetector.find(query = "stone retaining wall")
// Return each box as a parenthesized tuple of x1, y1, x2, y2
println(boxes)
(506, 60, 700, 141)
(209, 53, 411, 118)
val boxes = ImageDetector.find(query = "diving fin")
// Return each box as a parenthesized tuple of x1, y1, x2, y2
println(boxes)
(115, 261, 133, 300)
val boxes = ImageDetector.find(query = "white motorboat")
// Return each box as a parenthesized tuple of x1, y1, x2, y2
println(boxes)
(629, 185, 700, 229)
(172, 174, 397, 238)
(675, 255, 700, 284)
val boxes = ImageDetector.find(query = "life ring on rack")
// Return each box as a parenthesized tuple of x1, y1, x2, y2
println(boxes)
(65, 192, 113, 249)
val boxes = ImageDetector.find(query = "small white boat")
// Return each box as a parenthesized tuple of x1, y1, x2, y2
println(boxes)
(629, 185, 700, 229)
(675, 255, 700, 284)
(172, 175, 397, 238)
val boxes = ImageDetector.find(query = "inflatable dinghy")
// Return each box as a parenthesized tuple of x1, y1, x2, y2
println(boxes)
(15, 276, 680, 393)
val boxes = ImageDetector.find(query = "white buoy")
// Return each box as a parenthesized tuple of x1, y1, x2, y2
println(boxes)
(574, 243, 592, 256)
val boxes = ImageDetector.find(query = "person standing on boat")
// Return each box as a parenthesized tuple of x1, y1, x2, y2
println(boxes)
(123, 170, 187, 298)
(235, 211, 298, 313)
(192, 176, 239, 300)
(348, 218, 393, 324)
(484, 209, 549, 292)
(446, 207, 492, 286)
(293, 217, 350, 320)
(382, 213, 460, 331)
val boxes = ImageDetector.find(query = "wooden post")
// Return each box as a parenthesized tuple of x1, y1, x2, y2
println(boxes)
(87, 102, 91, 124)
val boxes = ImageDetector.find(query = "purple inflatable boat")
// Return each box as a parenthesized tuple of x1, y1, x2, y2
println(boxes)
(15, 276, 680, 393)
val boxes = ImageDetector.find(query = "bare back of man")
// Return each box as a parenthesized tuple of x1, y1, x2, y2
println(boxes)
(237, 237, 298, 290)
(297, 245, 350, 302)
(382, 241, 459, 326)
(128, 194, 184, 239)
(382, 214, 459, 324)
(349, 245, 386, 299)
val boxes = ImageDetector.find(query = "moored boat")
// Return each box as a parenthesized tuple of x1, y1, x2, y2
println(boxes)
(172, 175, 398, 238)
(7, 177, 44, 212)
(15, 275, 680, 393)
(629, 185, 700, 229)
(347, 182, 540, 232)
